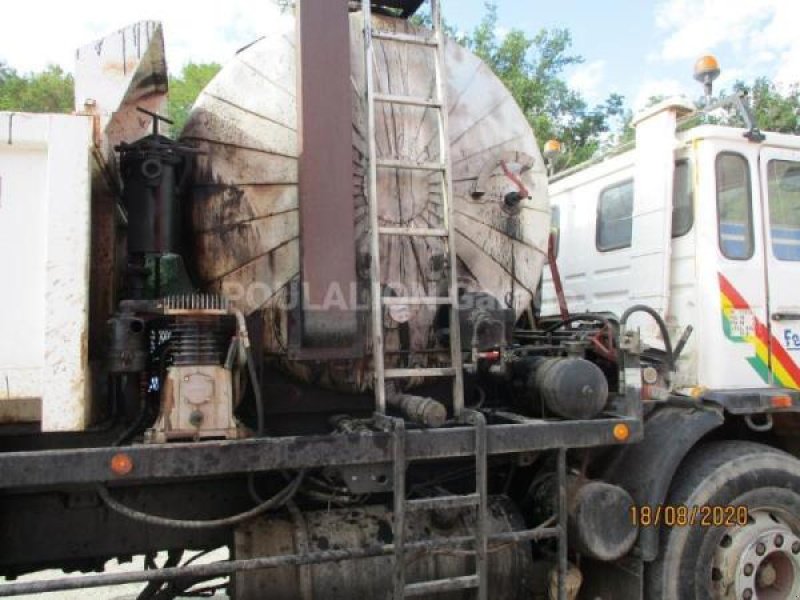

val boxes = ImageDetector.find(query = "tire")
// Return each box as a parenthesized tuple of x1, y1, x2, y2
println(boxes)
(645, 440, 800, 599)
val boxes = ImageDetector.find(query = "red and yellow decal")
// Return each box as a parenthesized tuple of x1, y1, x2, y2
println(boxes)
(719, 273, 800, 389)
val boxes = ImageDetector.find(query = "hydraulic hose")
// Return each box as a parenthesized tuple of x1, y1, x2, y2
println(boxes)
(97, 470, 305, 530)
(619, 304, 675, 373)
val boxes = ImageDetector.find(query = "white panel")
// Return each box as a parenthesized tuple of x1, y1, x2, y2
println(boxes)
(0, 112, 93, 430)
(0, 143, 47, 406)
(628, 101, 691, 316)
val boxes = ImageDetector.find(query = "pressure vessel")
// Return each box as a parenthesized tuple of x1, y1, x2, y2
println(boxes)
(183, 11, 550, 393)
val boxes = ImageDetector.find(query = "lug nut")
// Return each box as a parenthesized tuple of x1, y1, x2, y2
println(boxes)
(743, 588, 753, 600)
(744, 563, 754, 576)
(792, 541, 800, 554)
(756, 542, 767, 556)
(775, 534, 784, 547)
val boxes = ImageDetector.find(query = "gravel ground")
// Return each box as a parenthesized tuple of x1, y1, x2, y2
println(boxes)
(3, 549, 230, 599)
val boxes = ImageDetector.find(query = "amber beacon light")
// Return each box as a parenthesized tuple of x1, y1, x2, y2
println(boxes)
(543, 139, 562, 160)
(694, 54, 721, 104)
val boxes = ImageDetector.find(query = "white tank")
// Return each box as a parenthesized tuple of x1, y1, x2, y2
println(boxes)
(183, 12, 550, 393)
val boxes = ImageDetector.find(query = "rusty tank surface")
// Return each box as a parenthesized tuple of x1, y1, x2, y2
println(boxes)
(183, 11, 550, 394)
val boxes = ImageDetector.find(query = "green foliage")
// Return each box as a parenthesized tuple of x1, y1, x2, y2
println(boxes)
(0, 59, 220, 134)
(0, 62, 74, 113)
(732, 78, 799, 133)
(168, 62, 222, 132)
(456, 3, 625, 171)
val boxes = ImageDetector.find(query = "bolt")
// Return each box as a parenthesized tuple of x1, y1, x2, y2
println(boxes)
(744, 563, 754, 576)
(743, 589, 753, 600)
(793, 541, 800, 554)
(756, 542, 767, 556)
(775, 534, 784, 547)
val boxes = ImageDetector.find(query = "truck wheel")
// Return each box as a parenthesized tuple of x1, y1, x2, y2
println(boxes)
(645, 441, 800, 599)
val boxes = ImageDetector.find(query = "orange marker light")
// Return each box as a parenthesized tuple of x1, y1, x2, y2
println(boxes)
(110, 453, 134, 476)
(613, 423, 630, 442)
(771, 395, 793, 409)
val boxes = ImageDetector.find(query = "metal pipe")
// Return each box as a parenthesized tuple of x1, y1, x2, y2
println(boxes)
(557, 448, 568, 600)
(388, 393, 447, 428)
(0, 527, 560, 596)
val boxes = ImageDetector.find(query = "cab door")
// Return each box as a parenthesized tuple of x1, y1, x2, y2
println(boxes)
(759, 148, 800, 389)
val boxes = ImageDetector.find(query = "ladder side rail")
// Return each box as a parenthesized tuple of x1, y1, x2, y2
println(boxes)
(362, 0, 388, 415)
(393, 418, 408, 598)
(430, 0, 466, 417)
(471, 410, 489, 600)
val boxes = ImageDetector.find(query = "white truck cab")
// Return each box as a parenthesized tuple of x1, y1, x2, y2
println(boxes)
(542, 100, 800, 395)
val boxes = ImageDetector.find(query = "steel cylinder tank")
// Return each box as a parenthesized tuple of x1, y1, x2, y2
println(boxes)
(183, 10, 550, 393)
(233, 497, 535, 598)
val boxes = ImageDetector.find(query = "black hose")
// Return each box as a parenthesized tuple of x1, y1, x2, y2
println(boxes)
(245, 346, 265, 437)
(542, 314, 612, 334)
(97, 470, 305, 530)
(113, 375, 152, 447)
(619, 304, 675, 372)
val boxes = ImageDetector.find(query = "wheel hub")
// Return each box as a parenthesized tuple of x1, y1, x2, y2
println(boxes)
(713, 510, 800, 599)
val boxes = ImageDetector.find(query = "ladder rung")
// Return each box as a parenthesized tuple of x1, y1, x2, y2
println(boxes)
(379, 227, 448, 237)
(406, 493, 480, 512)
(405, 575, 479, 597)
(372, 31, 439, 47)
(384, 367, 456, 379)
(383, 297, 451, 306)
(377, 159, 446, 172)
(374, 93, 442, 108)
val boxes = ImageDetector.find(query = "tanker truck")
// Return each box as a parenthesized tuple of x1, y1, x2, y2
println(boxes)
(0, 2, 797, 599)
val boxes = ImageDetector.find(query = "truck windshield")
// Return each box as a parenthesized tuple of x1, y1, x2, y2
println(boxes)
(767, 160, 800, 261)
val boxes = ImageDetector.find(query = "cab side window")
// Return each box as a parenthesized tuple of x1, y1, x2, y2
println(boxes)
(716, 153, 754, 260)
(672, 160, 693, 237)
(596, 179, 633, 252)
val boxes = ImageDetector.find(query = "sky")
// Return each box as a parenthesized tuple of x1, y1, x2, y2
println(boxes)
(1, 0, 799, 112)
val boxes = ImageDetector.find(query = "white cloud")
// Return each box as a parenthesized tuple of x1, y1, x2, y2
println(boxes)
(655, 0, 800, 86)
(493, 25, 510, 39)
(567, 60, 606, 103)
(0, 0, 288, 74)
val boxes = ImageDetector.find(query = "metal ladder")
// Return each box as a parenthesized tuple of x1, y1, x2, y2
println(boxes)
(362, 0, 466, 418)
(377, 410, 489, 599)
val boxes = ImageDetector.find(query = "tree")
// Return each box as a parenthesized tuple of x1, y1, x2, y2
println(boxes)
(0, 63, 74, 113)
(168, 62, 221, 132)
(731, 78, 799, 133)
(457, 3, 625, 171)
